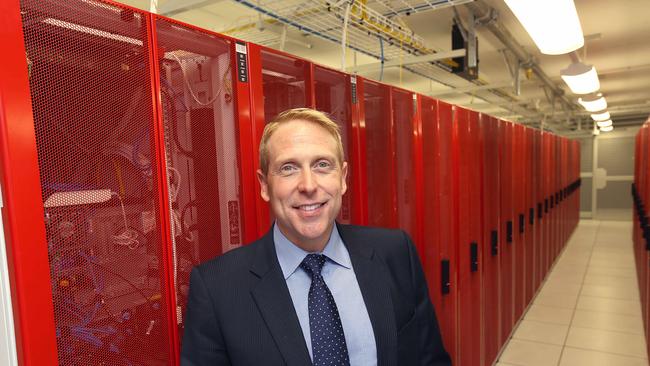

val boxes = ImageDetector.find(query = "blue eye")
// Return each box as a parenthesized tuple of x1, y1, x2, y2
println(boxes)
(315, 160, 332, 169)
(280, 164, 297, 174)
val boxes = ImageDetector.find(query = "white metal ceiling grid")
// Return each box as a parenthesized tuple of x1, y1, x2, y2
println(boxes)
(111, 0, 650, 132)
(222, 0, 497, 100)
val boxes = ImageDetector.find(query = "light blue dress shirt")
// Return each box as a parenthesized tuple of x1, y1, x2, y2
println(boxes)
(273, 224, 377, 366)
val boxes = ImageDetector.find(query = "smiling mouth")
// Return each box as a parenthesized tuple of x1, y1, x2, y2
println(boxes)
(295, 202, 326, 211)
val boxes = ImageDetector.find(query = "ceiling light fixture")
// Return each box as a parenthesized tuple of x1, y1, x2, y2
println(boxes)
(596, 120, 612, 128)
(504, 0, 584, 55)
(600, 125, 614, 132)
(578, 94, 607, 112)
(591, 111, 610, 121)
(561, 62, 600, 94)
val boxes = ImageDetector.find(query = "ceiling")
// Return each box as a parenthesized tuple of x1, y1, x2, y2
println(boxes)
(120, 0, 650, 135)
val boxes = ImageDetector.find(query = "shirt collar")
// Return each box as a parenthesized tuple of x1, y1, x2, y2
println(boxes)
(273, 222, 351, 280)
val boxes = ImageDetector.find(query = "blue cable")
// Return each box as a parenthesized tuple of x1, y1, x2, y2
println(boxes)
(379, 36, 385, 81)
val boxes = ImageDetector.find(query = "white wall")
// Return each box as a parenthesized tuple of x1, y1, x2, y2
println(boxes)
(0, 185, 18, 366)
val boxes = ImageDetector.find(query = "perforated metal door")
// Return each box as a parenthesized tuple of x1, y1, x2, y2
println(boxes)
(363, 81, 396, 228)
(314, 66, 352, 224)
(20, 0, 172, 364)
(261, 50, 308, 121)
(392, 89, 416, 238)
(154, 17, 243, 340)
(481, 115, 501, 364)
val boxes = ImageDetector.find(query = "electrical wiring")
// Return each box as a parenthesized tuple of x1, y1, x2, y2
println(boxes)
(167, 166, 181, 202)
(111, 192, 140, 250)
(161, 85, 195, 158)
(168, 52, 226, 107)
(379, 36, 385, 81)
(86, 258, 157, 309)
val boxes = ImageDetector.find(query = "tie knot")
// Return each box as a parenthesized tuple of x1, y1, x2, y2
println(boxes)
(300, 254, 327, 277)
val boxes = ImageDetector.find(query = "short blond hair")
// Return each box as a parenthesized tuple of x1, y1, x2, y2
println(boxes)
(259, 108, 344, 175)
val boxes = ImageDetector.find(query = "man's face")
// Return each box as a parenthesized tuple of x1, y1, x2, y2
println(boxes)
(257, 120, 347, 251)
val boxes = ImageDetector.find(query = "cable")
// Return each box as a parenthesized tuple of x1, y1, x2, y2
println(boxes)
(379, 36, 385, 81)
(111, 192, 140, 250)
(168, 52, 224, 106)
(161, 85, 195, 159)
(167, 166, 181, 202)
(341, 1, 352, 71)
(86, 258, 157, 309)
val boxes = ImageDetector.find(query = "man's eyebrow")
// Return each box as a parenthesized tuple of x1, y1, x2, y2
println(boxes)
(312, 154, 336, 162)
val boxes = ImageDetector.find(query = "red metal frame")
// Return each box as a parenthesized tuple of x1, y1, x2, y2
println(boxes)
(351, 76, 368, 225)
(230, 40, 260, 245)
(146, 14, 181, 364)
(481, 114, 501, 365)
(438, 101, 458, 363)
(499, 120, 515, 341)
(522, 127, 533, 306)
(0, 0, 59, 364)
(247, 43, 270, 236)
(533, 130, 543, 292)
(413, 94, 425, 253)
(512, 124, 525, 321)
(387, 86, 398, 228)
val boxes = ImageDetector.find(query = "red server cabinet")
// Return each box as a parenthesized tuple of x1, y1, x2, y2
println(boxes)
(392, 88, 419, 243)
(552, 136, 561, 259)
(523, 127, 535, 306)
(641, 120, 650, 352)
(249, 46, 313, 234)
(313, 65, 356, 224)
(512, 124, 525, 320)
(0, 0, 260, 364)
(481, 115, 501, 365)
(361, 80, 397, 229)
(547, 135, 556, 264)
(532, 130, 544, 292)
(153, 16, 259, 342)
(498, 120, 515, 341)
(249, 50, 360, 231)
(454, 107, 483, 366)
(541, 132, 552, 275)
(634, 128, 646, 320)
(420, 97, 457, 364)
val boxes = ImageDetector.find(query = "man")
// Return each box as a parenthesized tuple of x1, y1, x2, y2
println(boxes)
(181, 108, 451, 366)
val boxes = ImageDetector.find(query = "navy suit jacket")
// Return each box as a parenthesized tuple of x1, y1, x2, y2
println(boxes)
(181, 224, 451, 366)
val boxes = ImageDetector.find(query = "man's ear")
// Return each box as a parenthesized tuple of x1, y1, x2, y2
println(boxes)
(341, 161, 348, 195)
(256, 169, 270, 202)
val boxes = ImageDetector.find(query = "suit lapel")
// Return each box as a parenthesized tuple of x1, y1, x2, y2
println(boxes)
(338, 224, 398, 366)
(249, 231, 312, 366)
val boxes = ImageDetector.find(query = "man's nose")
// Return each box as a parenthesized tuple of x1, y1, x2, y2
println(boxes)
(297, 169, 317, 193)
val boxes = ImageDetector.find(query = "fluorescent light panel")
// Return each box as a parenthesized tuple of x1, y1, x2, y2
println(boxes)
(504, 0, 584, 55)
(591, 111, 610, 121)
(561, 62, 600, 95)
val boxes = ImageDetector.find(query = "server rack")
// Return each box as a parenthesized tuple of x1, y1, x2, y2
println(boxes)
(0, 0, 583, 364)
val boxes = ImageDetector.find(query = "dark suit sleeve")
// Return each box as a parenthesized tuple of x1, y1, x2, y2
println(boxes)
(181, 267, 232, 366)
(403, 231, 452, 366)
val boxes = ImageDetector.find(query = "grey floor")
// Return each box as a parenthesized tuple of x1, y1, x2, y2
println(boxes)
(497, 219, 649, 366)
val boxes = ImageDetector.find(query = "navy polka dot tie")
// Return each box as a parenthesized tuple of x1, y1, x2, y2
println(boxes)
(300, 254, 350, 366)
